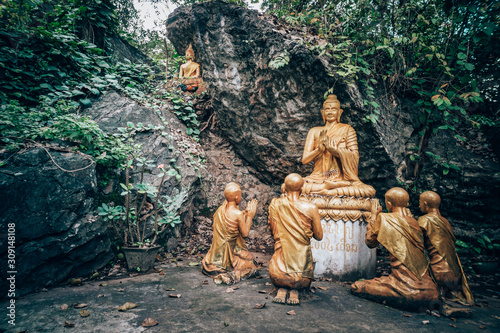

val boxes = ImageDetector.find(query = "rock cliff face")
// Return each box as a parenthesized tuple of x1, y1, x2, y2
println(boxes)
(0, 148, 112, 296)
(167, 2, 500, 236)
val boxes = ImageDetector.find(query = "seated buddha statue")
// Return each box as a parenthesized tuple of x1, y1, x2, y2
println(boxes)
(179, 44, 200, 79)
(301, 95, 375, 198)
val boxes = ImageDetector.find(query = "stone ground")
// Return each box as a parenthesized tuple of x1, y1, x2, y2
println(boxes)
(2, 253, 500, 333)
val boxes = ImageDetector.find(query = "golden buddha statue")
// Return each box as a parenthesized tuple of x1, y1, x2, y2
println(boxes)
(201, 182, 258, 284)
(268, 173, 323, 305)
(351, 187, 439, 310)
(301, 95, 375, 198)
(179, 44, 200, 79)
(418, 191, 474, 306)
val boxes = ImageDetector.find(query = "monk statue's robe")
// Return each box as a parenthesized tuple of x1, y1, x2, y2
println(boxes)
(418, 213, 474, 305)
(202, 201, 257, 281)
(268, 197, 315, 289)
(302, 122, 375, 198)
(351, 212, 439, 307)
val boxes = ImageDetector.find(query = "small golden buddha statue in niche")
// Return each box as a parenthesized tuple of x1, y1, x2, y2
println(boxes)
(418, 191, 474, 306)
(201, 182, 258, 284)
(301, 95, 375, 198)
(179, 44, 200, 79)
(268, 173, 323, 305)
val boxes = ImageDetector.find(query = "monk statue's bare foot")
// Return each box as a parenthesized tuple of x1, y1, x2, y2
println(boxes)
(287, 290, 300, 305)
(273, 288, 288, 304)
(324, 180, 351, 189)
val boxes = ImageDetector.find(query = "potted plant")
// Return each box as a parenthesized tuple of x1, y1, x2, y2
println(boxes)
(456, 234, 500, 275)
(98, 157, 186, 271)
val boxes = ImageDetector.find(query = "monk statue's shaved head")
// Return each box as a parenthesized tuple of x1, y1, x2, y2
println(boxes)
(284, 173, 304, 192)
(385, 187, 409, 208)
(224, 182, 241, 201)
(420, 191, 441, 209)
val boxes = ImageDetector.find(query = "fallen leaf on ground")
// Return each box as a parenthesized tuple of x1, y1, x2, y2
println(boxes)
(142, 318, 159, 327)
(492, 315, 500, 320)
(159, 272, 165, 275)
(265, 282, 272, 286)
(430, 310, 441, 317)
(164, 288, 175, 291)
(403, 314, 412, 317)
(118, 288, 125, 292)
(479, 325, 486, 330)
(74, 303, 87, 309)
(169, 294, 181, 298)
(202, 280, 209, 285)
(61, 304, 69, 310)
(226, 288, 235, 293)
(449, 324, 457, 328)
(64, 321, 75, 327)
(258, 290, 267, 294)
(255, 276, 263, 279)
(118, 302, 137, 311)
(317, 286, 327, 290)
(97, 294, 104, 298)
(189, 262, 200, 266)
(224, 322, 229, 327)
(287, 310, 296, 315)
(79, 310, 90, 317)
(310, 289, 315, 293)
(99, 283, 108, 287)
(253, 303, 266, 309)
(422, 320, 430, 325)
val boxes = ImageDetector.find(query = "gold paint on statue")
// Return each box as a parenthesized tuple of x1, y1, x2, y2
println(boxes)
(351, 188, 439, 310)
(268, 174, 323, 305)
(301, 95, 376, 198)
(202, 182, 258, 284)
(179, 44, 201, 79)
(418, 191, 474, 305)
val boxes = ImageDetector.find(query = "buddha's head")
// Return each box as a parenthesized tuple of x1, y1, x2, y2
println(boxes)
(385, 187, 409, 212)
(419, 191, 441, 213)
(284, 173, 304, 193)
(224, 182, 242, 204)
(321, 95, 343, 123)
(185, 44, 195, 61)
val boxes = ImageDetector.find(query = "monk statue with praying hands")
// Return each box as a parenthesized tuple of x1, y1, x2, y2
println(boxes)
(418, 191, 474, 306)
(268, 173, 323, 305)
(351, 187, 439, 310)
(202, 182, 258, 284)
(301, 94, 375, 198)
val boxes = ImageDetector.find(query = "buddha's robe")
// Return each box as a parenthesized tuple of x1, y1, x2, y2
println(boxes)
(202, 201, 257, 281)
(303, 123, 375, 197)
(351, 212, 439, 306)
(179, 61, 200, 78)
(418, 213, 473, 305)
(268, 197, 315, 290)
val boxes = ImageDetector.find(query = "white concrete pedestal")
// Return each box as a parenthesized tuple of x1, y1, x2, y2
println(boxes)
(311, 218, 376, 280)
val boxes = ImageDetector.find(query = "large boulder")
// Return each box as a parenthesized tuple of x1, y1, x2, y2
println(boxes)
(167, 2, 500, 236)
(0, 147, 112, 296)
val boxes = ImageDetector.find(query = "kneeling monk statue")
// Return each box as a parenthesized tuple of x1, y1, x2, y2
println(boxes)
(202, 182, 258, 283)
(268, 173, 323, 305)
(301, 94, 375, 198)
(418, 191, 474, 305)
(351, 187, 439, 310)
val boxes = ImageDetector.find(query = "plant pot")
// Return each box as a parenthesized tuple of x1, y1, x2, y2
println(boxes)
(122, 246, 161, 272)
(472, 261, 499, 275)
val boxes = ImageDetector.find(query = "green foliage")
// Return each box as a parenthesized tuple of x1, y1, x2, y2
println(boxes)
(163, 89, 201, 141)
(269, 50, 290, 69)
(98, 158, 185, 247)
(456, 235, 500, 256)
